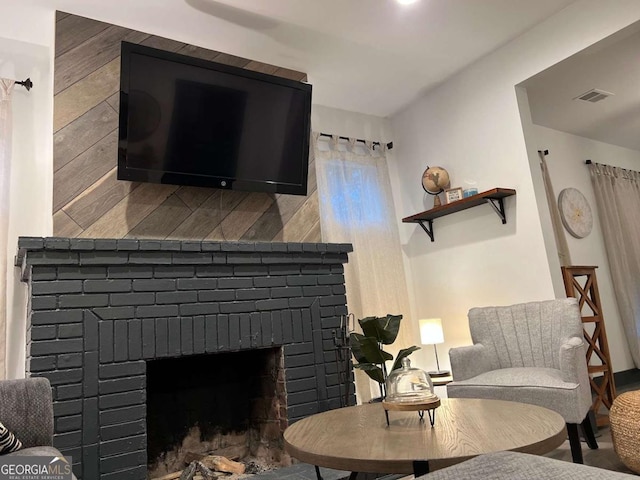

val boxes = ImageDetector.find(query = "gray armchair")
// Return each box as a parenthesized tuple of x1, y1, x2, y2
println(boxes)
(447, 298, 597, 463)
(0, 377, 77, 479)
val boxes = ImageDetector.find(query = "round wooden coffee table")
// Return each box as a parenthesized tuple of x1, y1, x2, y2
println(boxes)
(283, 398, 566, 477)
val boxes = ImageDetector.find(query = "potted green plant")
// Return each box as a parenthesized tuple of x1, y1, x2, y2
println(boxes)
(350, 314, 420, 399)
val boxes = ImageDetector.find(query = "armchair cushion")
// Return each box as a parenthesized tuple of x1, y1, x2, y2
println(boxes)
(0, 378, 53, 448)
(449, 344, 492, 382)
(0, 421, 22, 454)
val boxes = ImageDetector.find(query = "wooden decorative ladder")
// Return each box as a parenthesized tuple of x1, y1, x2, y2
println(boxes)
(561, 266, 617, 426)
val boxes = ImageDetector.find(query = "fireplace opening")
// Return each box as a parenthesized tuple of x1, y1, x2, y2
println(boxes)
(146, 348, 289, 478)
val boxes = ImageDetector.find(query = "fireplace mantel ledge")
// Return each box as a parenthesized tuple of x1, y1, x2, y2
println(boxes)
(16, 237, 353, 281)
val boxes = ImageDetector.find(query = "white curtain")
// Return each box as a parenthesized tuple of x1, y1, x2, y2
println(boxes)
(589, 162, 640, 367)
(0, 79, 14, 380)
(314, 133, 413, 402)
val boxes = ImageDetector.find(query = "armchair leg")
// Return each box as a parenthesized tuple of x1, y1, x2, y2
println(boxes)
(567, 423, 583, 464)
(581, 414, 598, 450)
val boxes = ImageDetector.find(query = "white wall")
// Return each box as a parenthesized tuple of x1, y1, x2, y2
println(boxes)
(526, 124, 638, 372)
(389, 0, 640, 374)
(0, 37, 53, 379)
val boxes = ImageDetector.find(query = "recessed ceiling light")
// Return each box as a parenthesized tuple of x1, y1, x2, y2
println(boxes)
(397, 0, 419, 5)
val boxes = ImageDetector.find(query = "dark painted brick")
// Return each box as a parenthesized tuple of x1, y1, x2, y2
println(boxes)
(45, 237, 71, 249)
(36, 368, 82, 385)
(176, 278, 217, 290)
(83, 443, 99, 480)
(301, 265, 332, 275)
(85, 311, 99, 351)
(195, 265, 233, 277)
(18, 237, 45, 249)
(331, 264, 345, 274)
(128, 320, 142, 360)
(100, 435, 146, 457)
(181, 317, 193, 355)
(285, 353, 315, 368)
(180, 240, 202, 251)
(84, 279, 132, 293)
(285, 365, 316, 380)
(271, 311, 282, 344)
(128, 252, 172, 264)
(317, 274, 345, 285)
(253, 242, 272, 252)
(204, 315, 218, 353)
(31, 310, 82, 325)
(268, 265, 300, 276)
(59, 293, 109, 308)
(254, 276, 286, 288)
(100, 405, 145, 426)
(57, 384, 83, 400)
(93, 239, 117, 250)
(99, 449, 146, 473)
(108, 266, 153, 279)
(332, 284, 347, 295)
(58, 353, 82, 368)
(99, 391, 145, 410)
(58, 266, 106, 279)
(80, 251, 128, 265)
(322, 316, 341, 329)
(32, 280, 82, 295)
(138, 240, 163, 250)
(320, 306, 336, 317)
(335, 305, 348, 316)
(240, 314, 251, 348)
(31, 338, 83, 355)
(287, 243, 303, 252)
(233, 265, 269, 277)
(53, 431, 82, 449)
(57, 414, 82, 432)
(218, 277, 253, 289)
(116, 239, 139, 251)
(211, 253, 228, 265)
(31, 296, 58, 310)
(228, 314, 240, 350)
(99, 361, 145, 379)
(159, 240, 182, 251)
(303, 285, 331, 297)
(180, 302, 220, 316)
(155, 265, 194, 278)
(322, 253, 349, 265)
(30, 355, 56, 372)
(93, 306, 135, 320)
(286, 377, 317, 393)
(58, 323, 83, 338)
(155, 318, 168, 357)
(320, 295, 347, 307)
(168, 317, 181, 356)
(227, 253, 262, 264)
(100, 321, 114, 363)
(271, 243, 287, 252)
(272, 286, 302, 298)
(142, 319, 155, 359)
(132, 279, 175, 292)
(53, 399, 82, 417)
(172, 252, 212, 264)
(200, 241, 221, 252)
(220, 242, 241, 252)
(249, 312, 261, 348)
(99, 376, 145, 395)
(290, 297, 315, 308)
(156, 291, 198, 304)
(256, 298, 289, 311)
(287, 275, 317, 286)
(84, 351, 99, 397)
(69, 238, 95, 251)
(220, 301, 256, 314)
(193, 316, 205, 354)
(288, 390, 318, 406)
(24, 250, 78, 265)
(114, 320, 128, 362)
(301, 243, 318, 253)
(101, 465, 146, 480)
(198, 290, 234, 302)
(217, 314, 229, 351)
(136, 305, 178, 318)
(236, 288, 270, 301)
(261, 312, 272, 346)
(31, 266, 57, 281)
(31, 325, 56, 340)
(261, 253, 293, 264)
(282, 310, 294, 343)
(110, 293, 155, 306)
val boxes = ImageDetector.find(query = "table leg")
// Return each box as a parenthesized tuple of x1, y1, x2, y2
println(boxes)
(314, 465, 323, 480)
(348, 472, 359, 480)
(413, 460, 430, 476)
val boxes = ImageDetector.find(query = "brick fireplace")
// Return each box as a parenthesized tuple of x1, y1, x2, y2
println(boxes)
(16, 237, 354, 480)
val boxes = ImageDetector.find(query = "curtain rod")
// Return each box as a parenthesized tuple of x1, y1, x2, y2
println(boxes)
(318, 132, 393, 150)
(15, 78, 33, 91)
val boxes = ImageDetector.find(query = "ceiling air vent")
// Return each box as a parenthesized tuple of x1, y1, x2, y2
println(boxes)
(573, 88, 614, 103)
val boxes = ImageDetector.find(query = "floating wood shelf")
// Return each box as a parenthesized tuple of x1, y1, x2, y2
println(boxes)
(402, 188, 516, 242)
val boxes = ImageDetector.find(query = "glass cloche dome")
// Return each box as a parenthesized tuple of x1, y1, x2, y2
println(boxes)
(385, 357, 436, 403)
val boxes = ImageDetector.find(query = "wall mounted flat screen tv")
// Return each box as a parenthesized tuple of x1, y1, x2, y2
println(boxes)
(118, 42, 312, 195)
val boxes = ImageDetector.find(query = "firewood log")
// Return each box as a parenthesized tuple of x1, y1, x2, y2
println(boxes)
(200, 455, 245, 474)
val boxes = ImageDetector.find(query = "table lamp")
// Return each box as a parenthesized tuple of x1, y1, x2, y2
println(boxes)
(419, 318, 450, 377)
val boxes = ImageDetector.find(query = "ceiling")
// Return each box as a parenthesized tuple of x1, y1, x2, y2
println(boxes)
(522, 21, 640, 152)
(31, 0, 577, 117)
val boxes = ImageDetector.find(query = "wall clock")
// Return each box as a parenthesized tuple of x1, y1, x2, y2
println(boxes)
(558, 188, 593, 238)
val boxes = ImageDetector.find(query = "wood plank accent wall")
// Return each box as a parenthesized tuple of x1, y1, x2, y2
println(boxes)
(53, 12, 320, 243)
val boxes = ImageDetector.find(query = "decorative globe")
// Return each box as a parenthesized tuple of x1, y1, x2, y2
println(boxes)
(422, 166, 450, 194)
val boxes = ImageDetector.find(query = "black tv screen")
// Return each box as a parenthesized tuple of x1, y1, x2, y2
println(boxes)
(118, 42, 312, 195)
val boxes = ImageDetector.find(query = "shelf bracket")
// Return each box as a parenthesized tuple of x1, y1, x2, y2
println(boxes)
(417, 220, 434, 242)
(485, 198, 507, 224)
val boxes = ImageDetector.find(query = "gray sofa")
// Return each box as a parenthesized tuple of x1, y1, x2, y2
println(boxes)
(0, 377, 77, 479)
(416, 451, 637, 479)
